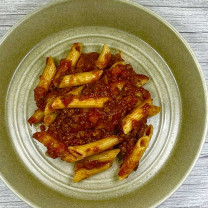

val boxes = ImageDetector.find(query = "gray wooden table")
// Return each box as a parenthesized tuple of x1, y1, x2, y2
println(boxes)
(0, 0, 208, 207)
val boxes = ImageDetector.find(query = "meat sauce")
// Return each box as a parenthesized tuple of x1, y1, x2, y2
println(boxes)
(32, 52, 150, 161)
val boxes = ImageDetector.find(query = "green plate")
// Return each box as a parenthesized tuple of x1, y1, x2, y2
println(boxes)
(0, 0, 207, 207)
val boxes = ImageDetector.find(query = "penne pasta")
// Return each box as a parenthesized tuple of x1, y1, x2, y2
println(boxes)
(68, 136, 121, 162)
(96, 44, 111, 69)
(117, 82, 125, 91)
(43, 86, 85, 124)
(73, 149, 120, 182)
(148, 105, 161, 117)
(135, 98, 143, 107)
(52, 97, 109, 109)
(118, 125, 153, 180)
(44, 112, 58, 126)
(29, 43, 161, 182)
(122, 98, 152, 134)
(45, 86, 84, 115)
(33, 132, 76, 162)
(44, 95, 57, 115)
(74, 163, 112, 183)
(136, 76, 149, 87)
(59, 70, 103, 88)
(110, 61, 125, 69)
(74, 149, 120, 171)
(53, 43, 82, 87)
(66, 43, 83, 67)
(66, 86, 84, 96)
(37, 56, 57, 91)
(28, 109, 44, 125)
(135, 91, 143, 100)
(115, 81, 125, 91)
(144, 124, 153, 138)
(53, 43, 82, 86)
(110, 81, 125, 91)
(53, 60, 71, 87)
(135, 87, 150, 102)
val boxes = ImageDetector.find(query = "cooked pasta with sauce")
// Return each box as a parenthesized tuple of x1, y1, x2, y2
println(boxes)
(28, 43, 160, 182)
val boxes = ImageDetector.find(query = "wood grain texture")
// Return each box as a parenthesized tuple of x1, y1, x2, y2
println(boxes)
(0, 0, 207, 207)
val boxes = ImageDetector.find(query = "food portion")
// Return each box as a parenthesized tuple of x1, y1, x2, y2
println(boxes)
(73, 149, 120, 182)
(28, 43, 160, 182)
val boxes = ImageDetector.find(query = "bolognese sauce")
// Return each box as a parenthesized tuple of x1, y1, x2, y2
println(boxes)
(29, 44, 159, 181)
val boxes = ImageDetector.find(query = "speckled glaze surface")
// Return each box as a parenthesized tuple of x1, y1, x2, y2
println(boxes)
(0, 0, 207, 208)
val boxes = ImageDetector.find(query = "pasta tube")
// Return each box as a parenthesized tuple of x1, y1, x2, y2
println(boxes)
(33, 132, 76, 162)
(122, 98, 152, 134)
(43, 86, 85, 124)
(44, 112, 58, 126)
(135, 92, 143, 100)
(73, 149, 120, 182)
(148, 105, 161, 117)
(68, 136, 121, 162)
(43, 95, 59, 125)
(96, 44, 111, 69)
(118, 125, 153, 180)
(53, 61, 71, 87)
(136, 76, 149, 87)
(144, 124, 153, 138)
(28, 109, 44, 125)
(44, 86, 84, 115)
(53, 43, 83, 86)
(44, 96, 56, 115)
(117, 82, 125, 91)
(37, 56, 57, 91)
(66, 43, 83, 67)
(135, 98, 143, 107)
(59, 70, 103, 88)
(110, 81, 125, 91)
(52, 97, 109, 109)
(110, 61, 125, 69)
(74, 163, 112, 183)
(113, 81, 125, 91)
(66, 86, 84, 96)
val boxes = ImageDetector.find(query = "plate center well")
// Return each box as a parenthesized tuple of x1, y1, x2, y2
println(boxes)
(6, 26, 181, 200)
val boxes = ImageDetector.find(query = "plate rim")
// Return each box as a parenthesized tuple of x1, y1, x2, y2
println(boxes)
(0, 0, 207, 207)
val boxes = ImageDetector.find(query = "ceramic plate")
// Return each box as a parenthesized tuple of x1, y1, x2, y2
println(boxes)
(0, 0, 207, 207)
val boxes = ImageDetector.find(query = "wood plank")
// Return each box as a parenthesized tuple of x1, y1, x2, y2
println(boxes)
(188, 42, 208, 63)
(137, 0, 208, 8)
(146, 7, 208, 33)
(200, 62, 208, 81)
(1, 0, 208, 14)
(0, 0, 49, 14)
(0, 14, 25, 26)
(0, 26, 10, 38)
(0, 183, 29, 207)
(181, 32, 208, 43)
(1, 2, 208, 33)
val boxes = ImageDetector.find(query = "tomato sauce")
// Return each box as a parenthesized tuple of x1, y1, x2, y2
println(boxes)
(31, 52, 150, 161)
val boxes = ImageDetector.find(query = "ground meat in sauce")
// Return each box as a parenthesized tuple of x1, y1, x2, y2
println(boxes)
(31, 52, 150, 161)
